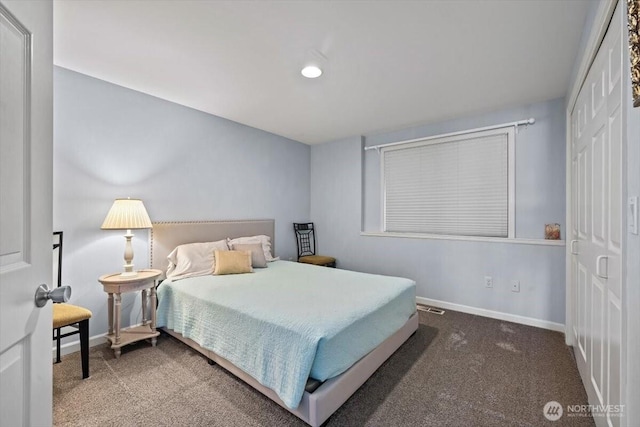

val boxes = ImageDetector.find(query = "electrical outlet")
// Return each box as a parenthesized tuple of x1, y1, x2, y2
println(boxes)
(484, 276, 493, 288)
(511, 280, 520, 293)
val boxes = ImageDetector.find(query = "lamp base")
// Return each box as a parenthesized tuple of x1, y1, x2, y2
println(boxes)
(121, 231, 137, 277)
(120, 271, 138, 277)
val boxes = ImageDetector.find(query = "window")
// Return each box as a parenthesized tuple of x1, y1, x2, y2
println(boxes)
(382, 127, 515, 238)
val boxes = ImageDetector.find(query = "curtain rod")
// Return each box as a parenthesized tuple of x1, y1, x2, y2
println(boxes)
(363, 117, 535, 152)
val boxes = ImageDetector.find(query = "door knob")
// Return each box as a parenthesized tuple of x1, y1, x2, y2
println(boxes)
(34, 284, 71, 307)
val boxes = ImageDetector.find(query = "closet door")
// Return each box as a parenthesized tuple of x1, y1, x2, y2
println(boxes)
(570, 3, 624, 427)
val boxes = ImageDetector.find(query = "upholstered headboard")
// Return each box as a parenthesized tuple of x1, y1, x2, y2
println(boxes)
(149, 219, 275, 274)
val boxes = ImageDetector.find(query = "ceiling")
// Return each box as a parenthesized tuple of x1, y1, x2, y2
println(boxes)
(54, 1, 591, 145)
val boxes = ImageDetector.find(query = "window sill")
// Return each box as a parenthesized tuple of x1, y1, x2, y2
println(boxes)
(360, 231, 565, 246)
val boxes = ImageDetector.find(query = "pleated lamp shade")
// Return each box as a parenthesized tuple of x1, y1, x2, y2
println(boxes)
(101, 199, 152, 230)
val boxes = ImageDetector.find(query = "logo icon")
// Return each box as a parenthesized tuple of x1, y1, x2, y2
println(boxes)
(544, 401, 564, 421)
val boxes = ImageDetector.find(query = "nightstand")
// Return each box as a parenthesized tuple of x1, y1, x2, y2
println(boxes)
(98, 269, 162, 358)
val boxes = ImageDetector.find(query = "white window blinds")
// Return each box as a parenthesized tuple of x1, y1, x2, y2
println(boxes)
(382, 128, 514, 238)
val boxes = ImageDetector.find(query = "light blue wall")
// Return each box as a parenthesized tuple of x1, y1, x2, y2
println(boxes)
(364, 98, 566, 237)
(311, 99, 567, 324)
(54, 67, 310, 338)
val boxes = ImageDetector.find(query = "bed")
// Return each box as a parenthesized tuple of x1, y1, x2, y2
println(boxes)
(150, 220, 419, 426)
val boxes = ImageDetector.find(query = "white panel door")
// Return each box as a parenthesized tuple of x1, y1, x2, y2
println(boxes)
(570, 3, 624, 427)
(0, 1, 53, 426)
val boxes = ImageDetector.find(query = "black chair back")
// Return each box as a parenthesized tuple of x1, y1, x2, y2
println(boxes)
(53, 231, 63, 288)
(293, 223, 317, 258)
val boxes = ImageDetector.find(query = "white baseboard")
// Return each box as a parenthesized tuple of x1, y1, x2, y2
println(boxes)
(415, 296, 565, 333)
(53, 303, 565, 360)
(51, 332, 108, 359)
(51, 321, 145, 359)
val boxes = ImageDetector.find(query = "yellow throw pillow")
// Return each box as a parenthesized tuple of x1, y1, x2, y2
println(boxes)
(213, 250, 253, 275)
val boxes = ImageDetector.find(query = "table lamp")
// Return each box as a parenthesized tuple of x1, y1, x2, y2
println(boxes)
(101, 198, 152, 277)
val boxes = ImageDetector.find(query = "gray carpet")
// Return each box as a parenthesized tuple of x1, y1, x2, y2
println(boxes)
(53, 310, 594, 426)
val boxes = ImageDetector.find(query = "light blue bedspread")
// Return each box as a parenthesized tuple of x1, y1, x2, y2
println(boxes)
(156, 260, 415, 409)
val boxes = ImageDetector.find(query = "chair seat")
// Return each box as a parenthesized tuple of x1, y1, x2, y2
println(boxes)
(53, 303, 92, 329)
(299, 255, 336, 266)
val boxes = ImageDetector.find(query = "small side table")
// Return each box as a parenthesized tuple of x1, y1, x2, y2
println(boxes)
(98, 269, 162, 358)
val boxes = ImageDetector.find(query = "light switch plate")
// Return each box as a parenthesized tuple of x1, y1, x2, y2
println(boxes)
(629, 196, 638, 235)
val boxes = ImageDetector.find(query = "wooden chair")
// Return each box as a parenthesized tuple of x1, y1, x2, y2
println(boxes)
(293, 223, 336, 267)
(52, 231, 92, 379)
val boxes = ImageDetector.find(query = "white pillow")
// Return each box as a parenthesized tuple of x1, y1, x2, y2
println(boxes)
(227, 235, 278, 262)
(166, 240, 229, 280)
(230, 243, 268, 268)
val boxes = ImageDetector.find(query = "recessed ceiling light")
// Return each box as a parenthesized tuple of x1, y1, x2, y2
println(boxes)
(301, 65, 322, 78)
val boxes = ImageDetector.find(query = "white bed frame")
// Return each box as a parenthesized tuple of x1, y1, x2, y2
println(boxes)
(150, 220, 419, 426)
